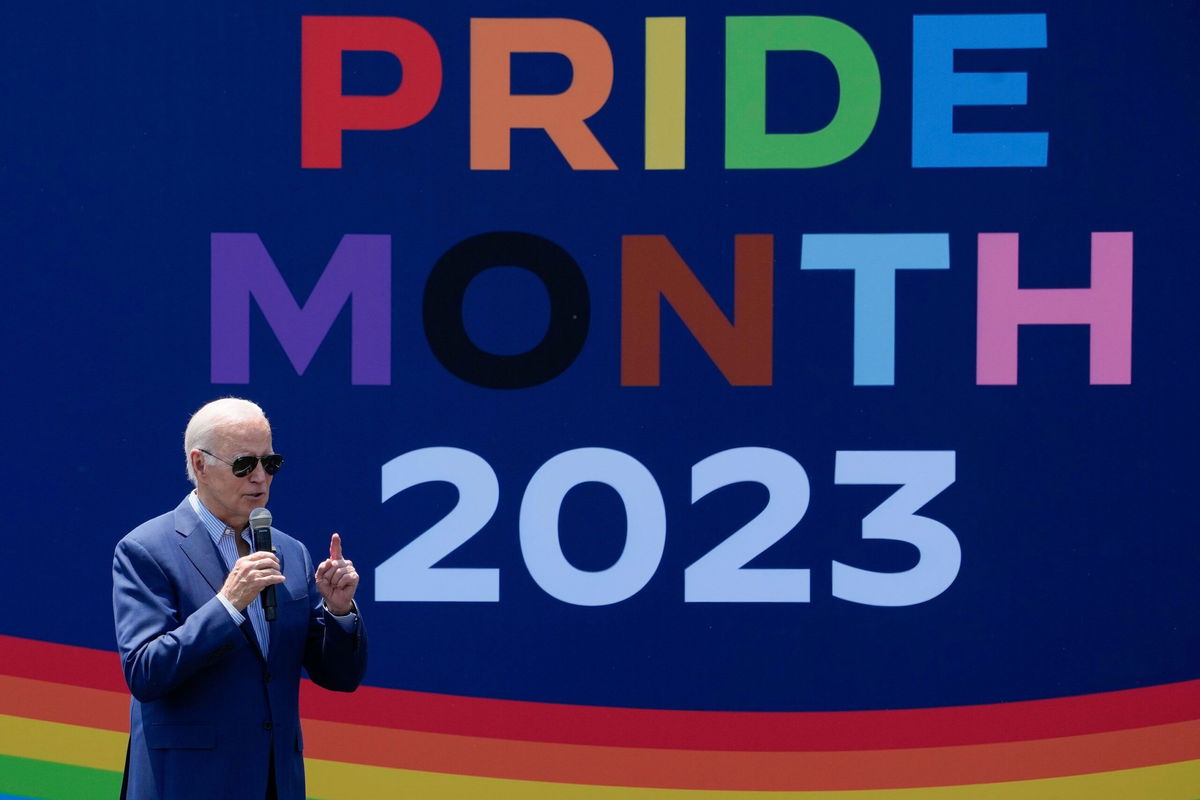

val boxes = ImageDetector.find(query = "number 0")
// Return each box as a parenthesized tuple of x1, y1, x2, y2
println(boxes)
(520, 448, 666, 606)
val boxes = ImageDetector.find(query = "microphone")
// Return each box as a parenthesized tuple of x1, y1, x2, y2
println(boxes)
(249, 507, 276, 622)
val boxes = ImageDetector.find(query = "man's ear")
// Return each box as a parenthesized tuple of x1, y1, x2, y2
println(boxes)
(190, 449, 207, 480)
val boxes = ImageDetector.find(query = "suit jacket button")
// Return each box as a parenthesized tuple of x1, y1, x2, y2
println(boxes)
(263, 721, 273, 731)
(265, 673, 272, 683)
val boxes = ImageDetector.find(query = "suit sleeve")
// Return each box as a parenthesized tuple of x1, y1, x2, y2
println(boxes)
(113, 536, 244, 703)
(300, 545, 368, 692)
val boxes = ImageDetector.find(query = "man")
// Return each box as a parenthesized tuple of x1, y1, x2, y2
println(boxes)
(113, 398, 367, 799)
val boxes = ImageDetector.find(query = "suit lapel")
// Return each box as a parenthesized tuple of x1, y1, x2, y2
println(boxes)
(175, 499, 227, 593)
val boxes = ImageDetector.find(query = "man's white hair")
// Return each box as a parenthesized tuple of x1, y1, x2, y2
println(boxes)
(184, 397, 270, 484)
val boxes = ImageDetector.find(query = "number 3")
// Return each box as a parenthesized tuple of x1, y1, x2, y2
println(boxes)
(832, 451, 959, 606)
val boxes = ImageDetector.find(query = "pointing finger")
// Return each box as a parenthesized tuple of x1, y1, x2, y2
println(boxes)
(330, 532, 343, 561)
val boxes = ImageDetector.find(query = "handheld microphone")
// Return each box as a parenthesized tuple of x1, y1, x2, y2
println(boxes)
(248, 507, 276, 622)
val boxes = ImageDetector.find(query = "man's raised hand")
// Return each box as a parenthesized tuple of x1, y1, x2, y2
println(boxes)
(315, 533, 359, 615)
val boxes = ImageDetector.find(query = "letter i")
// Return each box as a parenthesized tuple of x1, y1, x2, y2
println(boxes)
(645, 18, 686, 170)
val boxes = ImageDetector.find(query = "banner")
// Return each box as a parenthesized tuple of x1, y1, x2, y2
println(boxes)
(3, 2, 1197, 796)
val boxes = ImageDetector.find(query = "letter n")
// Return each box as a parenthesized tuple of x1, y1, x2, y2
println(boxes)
(211, 234, 391, 384)
(622, 235, 772, 385)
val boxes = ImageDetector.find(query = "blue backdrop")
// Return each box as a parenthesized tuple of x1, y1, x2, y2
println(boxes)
(3, 0, 1197, 714)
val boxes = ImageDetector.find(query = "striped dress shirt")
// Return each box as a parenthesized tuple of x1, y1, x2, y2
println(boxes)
(188, 492, 270, 657)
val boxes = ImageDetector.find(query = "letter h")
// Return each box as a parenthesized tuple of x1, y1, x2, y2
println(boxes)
(976, 232, 1132, 384)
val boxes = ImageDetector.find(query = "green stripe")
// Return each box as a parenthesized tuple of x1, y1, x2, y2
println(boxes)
(0, 756, 122, 800)
(0, 754, 327, 800)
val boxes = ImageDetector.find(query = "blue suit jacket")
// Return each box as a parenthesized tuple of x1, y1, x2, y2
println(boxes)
(113, 497, 367, 800)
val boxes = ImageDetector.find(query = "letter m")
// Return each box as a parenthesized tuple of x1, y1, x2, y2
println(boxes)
(211, 234, 391, 384)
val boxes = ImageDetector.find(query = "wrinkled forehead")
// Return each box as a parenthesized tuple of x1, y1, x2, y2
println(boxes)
(212, 417, 273, 454)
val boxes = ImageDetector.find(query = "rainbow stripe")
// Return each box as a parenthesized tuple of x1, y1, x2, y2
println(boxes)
(1, 634, 1197, 799)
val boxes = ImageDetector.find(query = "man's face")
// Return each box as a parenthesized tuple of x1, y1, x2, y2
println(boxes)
(192, 417, 275, 531)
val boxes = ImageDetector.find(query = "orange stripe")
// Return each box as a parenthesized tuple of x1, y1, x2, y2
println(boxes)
(3, 713, 1199, 797)
(299, 717, 1200, 790)
(0, 675, 128, 732)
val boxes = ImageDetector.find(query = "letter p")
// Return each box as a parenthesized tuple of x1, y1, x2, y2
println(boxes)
(302, 16, 442, 168)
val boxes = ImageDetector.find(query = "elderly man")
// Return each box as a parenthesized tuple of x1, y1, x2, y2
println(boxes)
(113, 398, 367, 799)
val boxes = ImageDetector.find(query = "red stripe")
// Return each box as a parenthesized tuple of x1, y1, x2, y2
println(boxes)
(5, 634, 1198, 752)
(299, 678, 1200, 750)
(0, 634, 127, 692)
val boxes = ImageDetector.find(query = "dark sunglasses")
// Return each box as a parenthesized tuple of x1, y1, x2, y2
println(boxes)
(200, 449, 284, 477)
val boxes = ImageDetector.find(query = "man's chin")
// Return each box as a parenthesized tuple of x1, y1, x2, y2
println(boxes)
(244, 495, 269, 510)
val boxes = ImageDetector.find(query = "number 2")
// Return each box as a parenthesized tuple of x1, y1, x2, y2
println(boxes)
(684, 447, 812, 602)
(376, 447, 500, 601)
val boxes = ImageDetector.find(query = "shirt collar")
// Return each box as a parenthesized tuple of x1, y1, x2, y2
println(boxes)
(188, 491, 244, 545)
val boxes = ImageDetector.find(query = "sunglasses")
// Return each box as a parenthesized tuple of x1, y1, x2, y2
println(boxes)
(200, 449, 284, 477)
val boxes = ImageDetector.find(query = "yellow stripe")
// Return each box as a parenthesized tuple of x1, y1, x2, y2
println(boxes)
(0, 714, 126, 772)
(645, 17, 686, 170)
(5, 713, 1196, 799)
(305, 757, 1200, 799)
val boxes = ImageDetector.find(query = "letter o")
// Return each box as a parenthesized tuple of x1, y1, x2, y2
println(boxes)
(423, 232, 590, 388)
